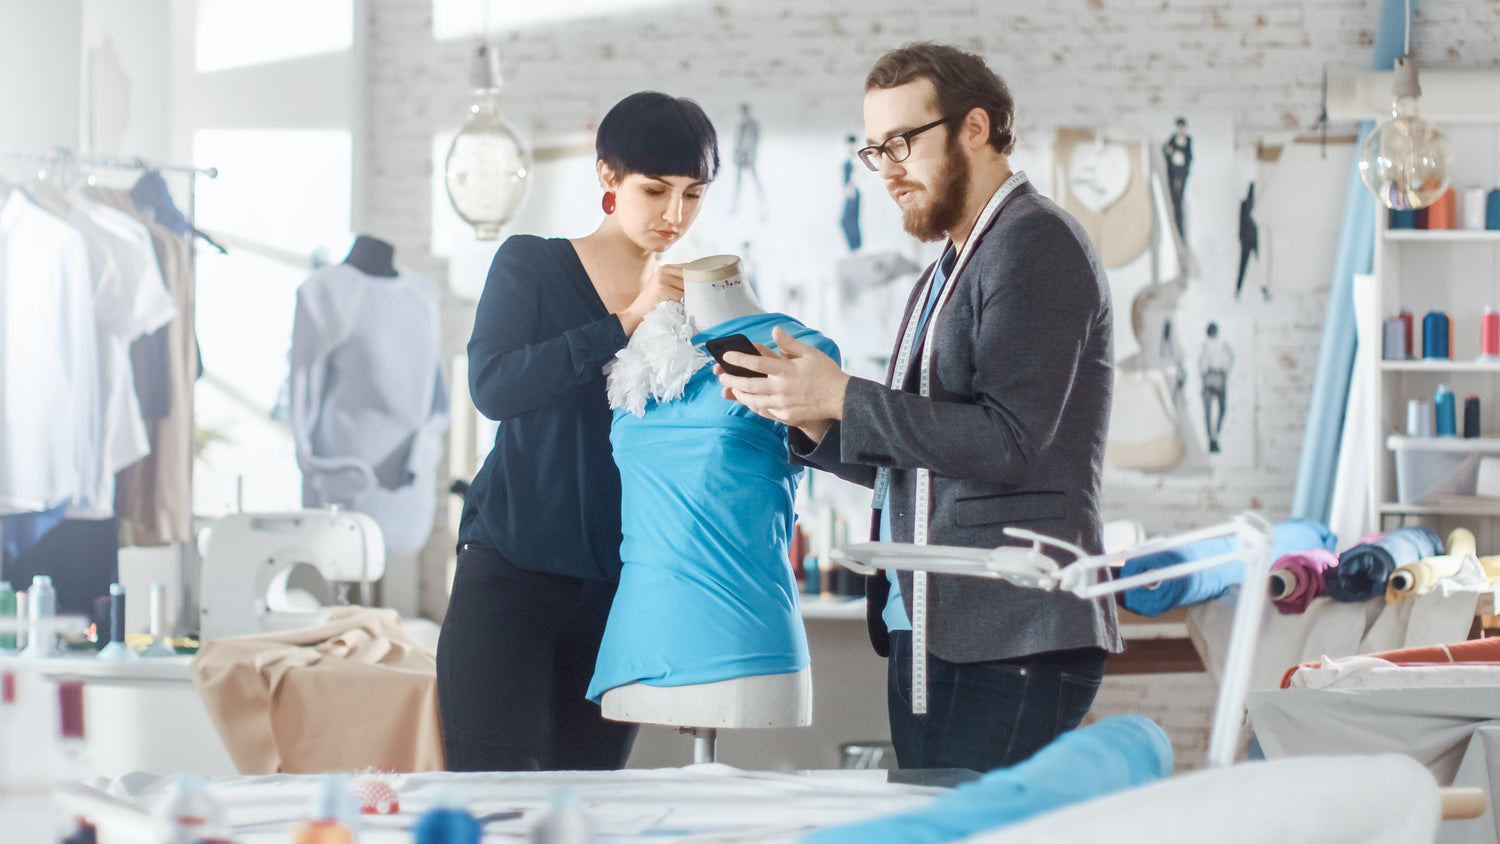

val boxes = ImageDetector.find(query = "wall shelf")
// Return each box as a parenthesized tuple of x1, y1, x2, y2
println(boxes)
(1380, 500, 1500, 517)
(1384, 230, 1500, 243)
(1381, 360, 1500, 373)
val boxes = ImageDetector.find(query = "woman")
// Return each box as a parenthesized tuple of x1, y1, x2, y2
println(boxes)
(438, 91, 719, 771)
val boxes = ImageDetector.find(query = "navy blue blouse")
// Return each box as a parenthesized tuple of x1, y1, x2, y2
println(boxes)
(458, 235, 630, 581)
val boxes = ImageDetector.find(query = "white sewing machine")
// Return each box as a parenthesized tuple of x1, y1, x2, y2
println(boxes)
(197, 508, 386, 640)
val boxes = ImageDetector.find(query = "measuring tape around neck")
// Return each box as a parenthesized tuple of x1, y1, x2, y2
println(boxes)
(872, 172, 1029, 715)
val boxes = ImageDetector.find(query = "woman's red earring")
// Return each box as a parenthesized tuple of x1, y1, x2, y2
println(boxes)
(602, 191, 616, 215)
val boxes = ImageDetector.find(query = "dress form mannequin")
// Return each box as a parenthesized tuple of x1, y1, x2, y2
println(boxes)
(342, 234, 398, 278)
(601, 253, 813, 764)
(681, 254, 762, 329)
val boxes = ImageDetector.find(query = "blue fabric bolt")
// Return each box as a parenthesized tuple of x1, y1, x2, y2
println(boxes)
(1327, 526, 1443, 603)
(587, 313, 840, 702)
(1291, 0, 1409, 523)
(1120, 519, 1337, 616)
(800, 715, 1173, 844)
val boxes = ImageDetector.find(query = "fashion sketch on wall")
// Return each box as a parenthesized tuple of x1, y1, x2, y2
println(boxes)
(841, 134, 862, 251)
(1198, 322, 1233, 453)
(732, 102, 764, 219)
(1236, 182, 1266, 301)
(1163, 117, 1192, 240)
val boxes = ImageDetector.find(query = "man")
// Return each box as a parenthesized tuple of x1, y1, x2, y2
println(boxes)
(1163, 116, 1192, 240)
(716, 42, 1121, 773)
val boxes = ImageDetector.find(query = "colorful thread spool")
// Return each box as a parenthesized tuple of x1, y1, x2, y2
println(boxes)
(1463, 187, 1488, 230)
(1488, 190, 1500, 231)
(1465, 395, 1481, 439)
(1435, 384, 1457, 437)
(1483, 307, 1500, 359)
(1423, 310, 1450, 359)
(1426, 188, 1456, 229)
(1399, 310, 1413, 358)
(1408, 399, 1434, 437)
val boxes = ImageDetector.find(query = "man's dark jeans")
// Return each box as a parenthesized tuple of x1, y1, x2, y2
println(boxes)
(887, 630, 1108, 772)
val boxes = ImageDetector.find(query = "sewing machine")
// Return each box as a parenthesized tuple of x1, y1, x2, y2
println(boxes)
(197, 508, 385, 641)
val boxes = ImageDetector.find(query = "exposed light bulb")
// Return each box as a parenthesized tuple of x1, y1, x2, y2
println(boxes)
(444, 43, 532, 240)
(1357, 55, 1453, 210)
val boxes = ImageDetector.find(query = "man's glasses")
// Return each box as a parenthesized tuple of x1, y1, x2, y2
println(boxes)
(856, 117, 953, 172)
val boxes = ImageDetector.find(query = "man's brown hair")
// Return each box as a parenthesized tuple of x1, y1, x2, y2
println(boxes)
(865, 42, 1016, 156)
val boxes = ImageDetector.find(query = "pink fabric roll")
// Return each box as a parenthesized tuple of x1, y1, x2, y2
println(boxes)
(1270, 550, 1339, 615)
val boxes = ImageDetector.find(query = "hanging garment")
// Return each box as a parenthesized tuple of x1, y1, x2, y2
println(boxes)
(290, 264, 449, 555)
(0, 190, 102, 515)
(64, 197, 177, 517)
(87, 186, 198, 546)
(587, 312, 839, 702)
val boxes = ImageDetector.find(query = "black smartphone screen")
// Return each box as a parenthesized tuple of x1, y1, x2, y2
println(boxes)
(705, 333, 766, 378)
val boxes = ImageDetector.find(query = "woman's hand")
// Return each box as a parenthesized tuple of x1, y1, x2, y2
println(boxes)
(618, 263, 685, 336)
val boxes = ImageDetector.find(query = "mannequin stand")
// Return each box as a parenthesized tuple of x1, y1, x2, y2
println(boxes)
(601, 667, 812, 764)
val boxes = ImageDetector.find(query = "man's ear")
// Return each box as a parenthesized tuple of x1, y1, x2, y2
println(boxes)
(959, 107, 992, 153)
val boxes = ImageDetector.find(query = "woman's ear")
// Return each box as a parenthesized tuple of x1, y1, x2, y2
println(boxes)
(597, 160, 620, 192)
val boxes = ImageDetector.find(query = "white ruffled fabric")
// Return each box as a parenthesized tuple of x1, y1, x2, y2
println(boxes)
(605, 301, 710, 417)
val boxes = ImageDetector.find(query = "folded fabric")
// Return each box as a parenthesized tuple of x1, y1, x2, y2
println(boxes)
(1269, 550, 1338, 615)
(1279, 632, 1500, 688)
(1327, 526, 1443, 603)
(799, 715, 1172, 844)
(191, 606, 443, 773)
(1386, 527, 1474, 603)
(1121, 519, 1337, 616)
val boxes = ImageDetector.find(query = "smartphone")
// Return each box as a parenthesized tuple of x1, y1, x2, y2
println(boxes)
(705, 333, 766, 378)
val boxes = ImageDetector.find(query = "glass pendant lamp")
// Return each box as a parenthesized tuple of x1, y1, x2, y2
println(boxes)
(444, 42, 531, 240)
(1356, 2, 1453, 210)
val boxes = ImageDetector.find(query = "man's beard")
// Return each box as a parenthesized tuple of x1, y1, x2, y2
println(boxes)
(899, 136, 970, 243)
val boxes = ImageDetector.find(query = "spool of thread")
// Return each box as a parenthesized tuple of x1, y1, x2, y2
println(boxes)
(1382, 318, 1407, 359)
(1450, 313, 1455, 359)
(22, 575, 57, 658)
(1435, 384, 1457, 437)
(1408, 398, 1434, 437)
(1423, 310, 1450, 359)
(1488, 190, 1500, 230)
(1427, 188, 1457, 229)
(1463, 187, 1488, 230)
(1415, 206, 1430, 229)
(1390, 208, 1418, 229)
(1399, 310, 1414, 357)
(1268, 568, 1297, 600)
(92, 596, 113, 647)
(1483, 308, 1500, 359)
(1465, 395, 1481, 438)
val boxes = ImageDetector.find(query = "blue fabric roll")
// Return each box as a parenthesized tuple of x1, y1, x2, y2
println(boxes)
(1120, 519, 1337, 616)
(1327, 526, 1443, 603)
(801, 715, 1172, 844)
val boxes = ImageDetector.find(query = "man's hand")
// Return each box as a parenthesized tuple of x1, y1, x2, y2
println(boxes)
(717, 326, 849, 436)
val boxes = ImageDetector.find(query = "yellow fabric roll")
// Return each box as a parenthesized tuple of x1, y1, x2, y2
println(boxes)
(1386, 552, 1468, 603)
(1446, 527, 1477, 557)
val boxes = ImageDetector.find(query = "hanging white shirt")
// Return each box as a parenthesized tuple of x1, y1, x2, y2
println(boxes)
(64, 196, 177, 517)
(0, 189, 102, 514)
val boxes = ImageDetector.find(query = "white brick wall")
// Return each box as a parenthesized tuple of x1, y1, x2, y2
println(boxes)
(363, 0, 1500, 760)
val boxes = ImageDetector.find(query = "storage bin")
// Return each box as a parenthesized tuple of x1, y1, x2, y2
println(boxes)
(1387, 435, 1500, 504)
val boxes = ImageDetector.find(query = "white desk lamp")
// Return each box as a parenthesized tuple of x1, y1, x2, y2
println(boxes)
(830, 512, 1274, 768)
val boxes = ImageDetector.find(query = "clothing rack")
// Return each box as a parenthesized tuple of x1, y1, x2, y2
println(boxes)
(0, 148, 218, 237)
(0, 147, 219, 637)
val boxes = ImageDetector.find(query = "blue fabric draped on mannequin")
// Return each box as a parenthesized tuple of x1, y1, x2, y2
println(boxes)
(587, 313, 840, 703)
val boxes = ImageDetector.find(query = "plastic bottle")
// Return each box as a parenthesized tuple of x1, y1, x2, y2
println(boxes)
(527, 788, 595, 844)
(292, 773, 358, 844)
(413, 791, 481, 844)
(154, 774, 231, 844)
(21, 575, 58, 658)
(0, 581, 15, 650)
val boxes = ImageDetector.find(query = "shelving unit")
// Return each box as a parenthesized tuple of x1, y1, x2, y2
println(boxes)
(1366, 120, 1500, 548)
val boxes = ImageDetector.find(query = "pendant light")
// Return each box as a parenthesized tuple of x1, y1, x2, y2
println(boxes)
(1356, 0, 1453, 210)
(443, 36, 532, 240)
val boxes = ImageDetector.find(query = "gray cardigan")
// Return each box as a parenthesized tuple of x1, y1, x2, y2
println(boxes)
(793, 180, 1122, 663)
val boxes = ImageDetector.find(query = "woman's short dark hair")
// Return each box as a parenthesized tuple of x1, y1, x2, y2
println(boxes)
(596, 92, 720, 183)
(865, 42, 1016, 156)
